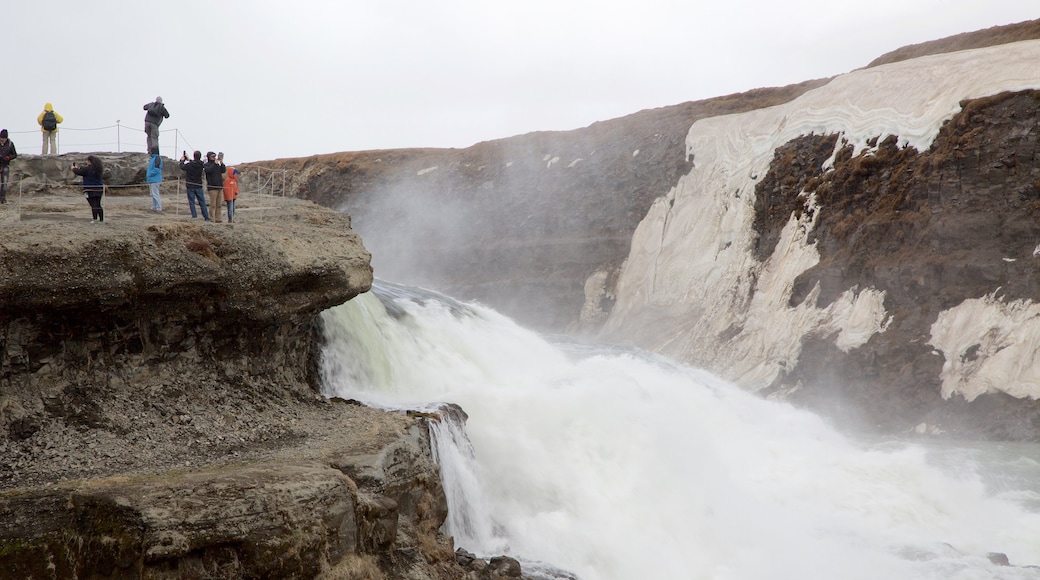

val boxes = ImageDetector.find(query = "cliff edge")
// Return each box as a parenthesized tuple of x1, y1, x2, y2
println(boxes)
(0, 182, 484, 578)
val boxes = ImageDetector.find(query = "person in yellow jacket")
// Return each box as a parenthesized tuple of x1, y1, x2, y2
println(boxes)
(37, 103, 63, 155)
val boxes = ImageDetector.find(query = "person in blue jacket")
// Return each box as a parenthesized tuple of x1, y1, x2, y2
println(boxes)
(72, 155, 105, 222)
(146, 146, 163, 212)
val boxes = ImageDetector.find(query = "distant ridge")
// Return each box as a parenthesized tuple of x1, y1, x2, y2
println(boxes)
(867, 18, 1040, 67)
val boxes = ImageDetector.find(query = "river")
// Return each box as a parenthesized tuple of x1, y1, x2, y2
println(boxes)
(318, 280, 1040, 580)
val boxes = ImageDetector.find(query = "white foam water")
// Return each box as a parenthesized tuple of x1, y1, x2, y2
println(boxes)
(319, 281, 1040, 580)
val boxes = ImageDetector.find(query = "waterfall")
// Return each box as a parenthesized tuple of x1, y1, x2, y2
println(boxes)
(318, 280, 1040, 580)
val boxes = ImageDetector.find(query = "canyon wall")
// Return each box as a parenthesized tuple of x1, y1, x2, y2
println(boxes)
(255, 23, 1040, 439)
(602, 40, 1040, 438)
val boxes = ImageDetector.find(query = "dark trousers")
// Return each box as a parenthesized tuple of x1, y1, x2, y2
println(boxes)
(0, 165, 8, 202)
(145, 122, 159, 153)
(87, 194, 103, 221)
(187, 186, 209, 220)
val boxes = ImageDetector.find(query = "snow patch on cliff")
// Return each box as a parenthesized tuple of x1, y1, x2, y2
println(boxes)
(929, 294, 1040, 401)
(602, 39, 1040, 389)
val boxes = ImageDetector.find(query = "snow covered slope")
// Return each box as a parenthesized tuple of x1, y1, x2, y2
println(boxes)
(602, 39, 1040, 407)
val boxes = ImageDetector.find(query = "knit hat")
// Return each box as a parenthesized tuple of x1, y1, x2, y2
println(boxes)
(156, 96, 163, 104)
(0, 129, 8, 139)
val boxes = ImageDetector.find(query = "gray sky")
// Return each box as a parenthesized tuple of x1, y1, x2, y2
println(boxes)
(4, 1, 1036, 164)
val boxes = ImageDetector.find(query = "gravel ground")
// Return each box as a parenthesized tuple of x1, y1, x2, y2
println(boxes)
(0, 373, 414, 491)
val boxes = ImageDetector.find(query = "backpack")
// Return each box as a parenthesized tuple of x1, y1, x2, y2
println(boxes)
(42, 111, 57, 131)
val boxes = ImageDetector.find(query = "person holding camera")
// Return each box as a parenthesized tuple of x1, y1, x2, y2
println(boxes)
(203, 151, 226, 223)
(179, 150, 209, 220)
(143, 96, 169, 153)
(72, 156, 105, 222)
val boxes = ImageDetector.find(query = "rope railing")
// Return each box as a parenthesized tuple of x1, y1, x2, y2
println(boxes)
(243, 166, 290, 198)
(0, 121, 294, 201)
(1, 173, 290, 197)
(0, 175, 292, 223)
(3, 169, 291, 202)
(7, 124, 191, 155)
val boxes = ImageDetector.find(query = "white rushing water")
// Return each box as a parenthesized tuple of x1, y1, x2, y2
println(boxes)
(319, 281, 1040, 580)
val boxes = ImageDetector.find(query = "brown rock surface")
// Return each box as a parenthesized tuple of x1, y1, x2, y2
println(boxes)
(754, 90, 1040, 438)
(0, 185, 468, 578)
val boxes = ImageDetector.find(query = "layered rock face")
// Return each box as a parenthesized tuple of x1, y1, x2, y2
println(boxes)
(1, 421, 457, 579)
(755, 91, 1040, 437)
(0, 192, 372, 433)
(601, 40, 1040, 438)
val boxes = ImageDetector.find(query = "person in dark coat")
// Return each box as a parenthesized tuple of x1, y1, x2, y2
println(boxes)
(143, 96, 169, 153)
(179, 150, 209, 220)
(72, 155, 105, 222)
(0, 129, 17, 204)
(203, 151, 226, 222)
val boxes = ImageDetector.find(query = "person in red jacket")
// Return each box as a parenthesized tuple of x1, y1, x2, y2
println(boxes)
(223, 166, 240, 223)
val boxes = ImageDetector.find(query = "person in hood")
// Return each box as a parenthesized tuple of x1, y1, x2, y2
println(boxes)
(143, 96, 169, 153)
(0, 129, 17, 204)
(37, 103, 63, 155)
(179, 150, 209, 220)
(146, 146, 163, 212)
(223, 166, 240, 223)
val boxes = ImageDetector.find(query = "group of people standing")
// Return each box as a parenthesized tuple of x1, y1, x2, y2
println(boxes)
(0, 96, 241, 221)
(0, 103, 59, 205)
(0, 101, 62, 205)
(143, 96, 239, 222)
(177, 150, 239, 222)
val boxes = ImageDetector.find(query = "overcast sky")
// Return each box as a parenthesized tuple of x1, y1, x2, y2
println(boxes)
(3, 1, 1035, 164)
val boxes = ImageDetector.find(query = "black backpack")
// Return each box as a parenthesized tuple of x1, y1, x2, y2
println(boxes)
(42, 111, 57, 131)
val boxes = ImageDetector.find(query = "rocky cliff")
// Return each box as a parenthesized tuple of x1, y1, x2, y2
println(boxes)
(5, 19, 1040, 580)
(603, 40, 1040, 439)
(0, 185, 512, 578)
(246, 21, 1040, 440)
